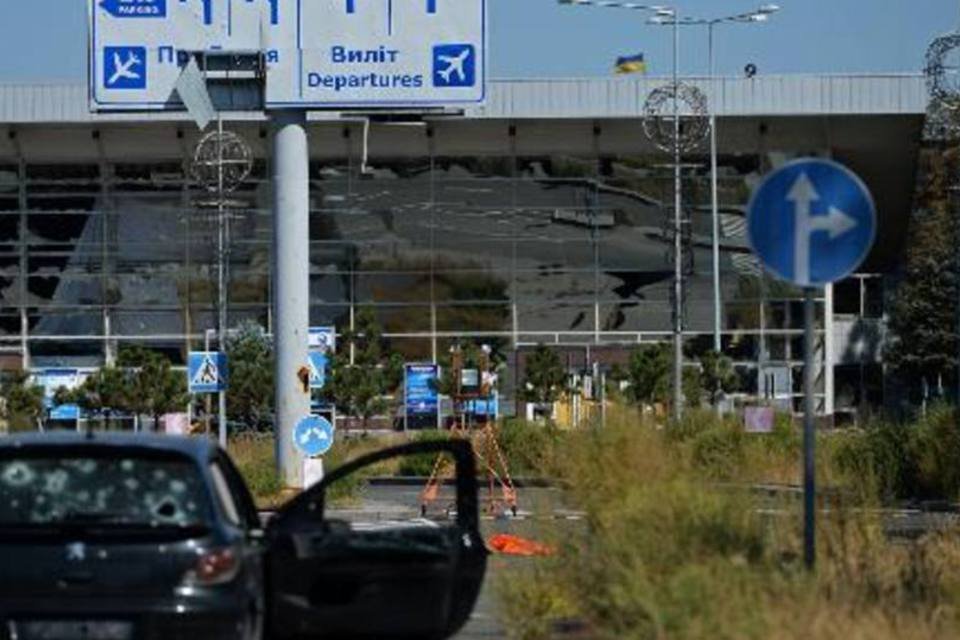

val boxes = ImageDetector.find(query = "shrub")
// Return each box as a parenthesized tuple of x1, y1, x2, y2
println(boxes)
(909, 405, 960, 500)
(396, 429, 451, 476)
(495, 419, 561, 477)
(690, 423, 746, 480)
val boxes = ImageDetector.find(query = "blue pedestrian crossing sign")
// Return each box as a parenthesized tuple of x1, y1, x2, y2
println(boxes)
(188, 351, 228, 394)
(308, 352, 328, 390)
(294, 415, 335, 457)
(747, 159, 876, 288)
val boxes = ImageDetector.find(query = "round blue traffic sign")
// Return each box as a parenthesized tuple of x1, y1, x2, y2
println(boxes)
(747, 158, 876, 287)
(293, 415, 335, 458)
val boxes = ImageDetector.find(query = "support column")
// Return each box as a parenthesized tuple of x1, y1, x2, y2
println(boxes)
(272, 111, 311, 489)
(16, 151, 28, 371)
(98, 148, 115, 367)
(803, 287, 817, 570)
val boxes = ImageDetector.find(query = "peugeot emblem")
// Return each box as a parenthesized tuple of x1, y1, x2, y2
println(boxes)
(66, 542, 86, 563)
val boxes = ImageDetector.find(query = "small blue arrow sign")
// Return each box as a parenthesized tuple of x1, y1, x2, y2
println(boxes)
(294, 415, 335, 457)
(100, 0, 167, 18)
(747, 159, 876, 287)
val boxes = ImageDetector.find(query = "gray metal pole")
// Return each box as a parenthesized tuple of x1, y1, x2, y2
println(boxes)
(709, 22, 721, 354)
(803, 287, 817, 569)
(217, 116, 228, 448)
(273, 110, 311, 489)
(672, 13, 684, 420)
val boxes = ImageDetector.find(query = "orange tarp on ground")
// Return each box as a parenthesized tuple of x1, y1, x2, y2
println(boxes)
(488, 534, 556, 557)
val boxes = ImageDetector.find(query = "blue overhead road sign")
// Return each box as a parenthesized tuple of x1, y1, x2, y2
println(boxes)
(747, 159, 876, 287)
(294, 415, 335, 457)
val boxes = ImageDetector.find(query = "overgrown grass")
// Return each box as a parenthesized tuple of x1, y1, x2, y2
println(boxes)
(228, 432, 397, 508)
(497, 406, 960, 640)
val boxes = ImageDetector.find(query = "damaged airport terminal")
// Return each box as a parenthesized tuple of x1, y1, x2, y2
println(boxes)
(0, 74, 930, 422)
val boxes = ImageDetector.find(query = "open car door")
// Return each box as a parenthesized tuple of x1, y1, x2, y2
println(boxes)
(266, 440, 487, 639)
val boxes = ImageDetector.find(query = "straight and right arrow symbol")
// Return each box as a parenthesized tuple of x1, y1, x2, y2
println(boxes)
(787, 172, 859, 286)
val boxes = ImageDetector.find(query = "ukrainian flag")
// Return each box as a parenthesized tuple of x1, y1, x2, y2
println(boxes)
(615, 53, 647, 74)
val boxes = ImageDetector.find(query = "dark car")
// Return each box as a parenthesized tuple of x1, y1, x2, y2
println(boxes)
(0, 432, 486, 640)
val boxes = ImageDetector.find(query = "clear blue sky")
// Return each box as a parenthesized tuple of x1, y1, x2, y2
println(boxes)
(1, 1, 957, 82)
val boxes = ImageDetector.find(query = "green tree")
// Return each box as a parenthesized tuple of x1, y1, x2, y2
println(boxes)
(0, 372, 45, 432)
(226, 321, 274, 431)
(57, 366, 131, 430)
(623, 345, 712, 410)
(118, 346, 189, 430)
(324, 310, 403, 429)
(521, 344, 568, 404)
(625, 343, 672, 406)
(699, 350, 739, 407)
(886, 146, 960, 398)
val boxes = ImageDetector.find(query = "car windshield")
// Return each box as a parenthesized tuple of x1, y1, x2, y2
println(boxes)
(0, 451, 211, 528)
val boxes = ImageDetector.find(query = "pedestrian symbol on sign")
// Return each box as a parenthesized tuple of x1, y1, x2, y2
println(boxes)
(188, 351, 227, 393)
(192, 357, 219, 386)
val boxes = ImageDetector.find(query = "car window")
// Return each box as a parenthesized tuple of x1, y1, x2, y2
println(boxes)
(209, 461, 242, 527)
(0, 450, 211, 528)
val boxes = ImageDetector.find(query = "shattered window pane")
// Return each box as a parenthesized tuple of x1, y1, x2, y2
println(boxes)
(0, 453, 210, 527)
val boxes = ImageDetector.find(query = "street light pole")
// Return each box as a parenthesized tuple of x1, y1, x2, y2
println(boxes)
(672, 12, 684, 420)
(216, 115, 228, 449)
(709, 22, 721, 354)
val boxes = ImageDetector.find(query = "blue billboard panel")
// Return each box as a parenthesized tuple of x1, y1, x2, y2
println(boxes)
(405, 364, 439, 421)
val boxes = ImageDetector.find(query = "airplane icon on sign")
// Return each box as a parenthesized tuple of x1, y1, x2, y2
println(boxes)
(437, 48, 471, 83)
(109, 51, 142, 85)
(433, 44, 475, 87)
(104, 46, 147, 89)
